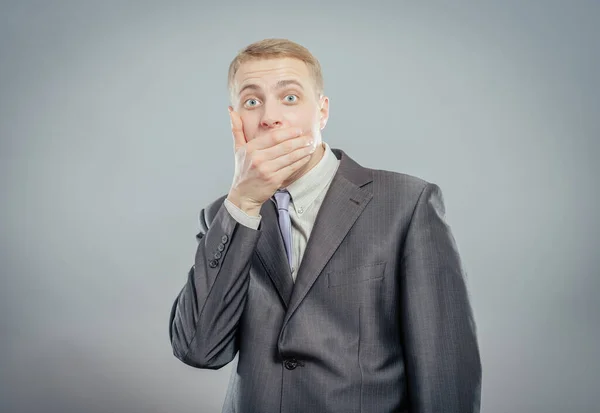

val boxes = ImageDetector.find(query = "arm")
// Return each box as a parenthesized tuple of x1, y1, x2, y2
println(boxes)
(400, 183, 482, 412)
(169, 201, 262, 369)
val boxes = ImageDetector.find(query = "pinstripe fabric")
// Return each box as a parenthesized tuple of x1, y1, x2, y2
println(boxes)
(169, 146, 482, 413)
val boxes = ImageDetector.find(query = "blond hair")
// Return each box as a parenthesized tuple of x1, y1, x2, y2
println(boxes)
(227, 38, 324, 100)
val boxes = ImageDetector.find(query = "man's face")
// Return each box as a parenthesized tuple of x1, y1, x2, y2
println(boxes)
(231, 57, 329, 145)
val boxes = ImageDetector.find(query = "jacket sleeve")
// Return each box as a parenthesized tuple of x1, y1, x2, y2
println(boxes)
(400, 183, 482, 412)
(169, 201, 262, 369)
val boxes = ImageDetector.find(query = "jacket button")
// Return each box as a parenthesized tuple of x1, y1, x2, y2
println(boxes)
(214, 251, 222, 259)
(217, 243, 225, 252)
(208, 259, 218, 268)
(284, 358, 298, 370)
(221, 235, 229, 244)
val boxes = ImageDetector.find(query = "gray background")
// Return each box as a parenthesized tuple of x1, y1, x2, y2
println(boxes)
(1, 1, 598, 412)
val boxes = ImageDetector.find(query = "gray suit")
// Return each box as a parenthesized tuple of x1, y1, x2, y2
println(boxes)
(169, 147, 482, 413)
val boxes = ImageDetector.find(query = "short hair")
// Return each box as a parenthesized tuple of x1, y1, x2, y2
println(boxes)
(227, 38, 324, 101)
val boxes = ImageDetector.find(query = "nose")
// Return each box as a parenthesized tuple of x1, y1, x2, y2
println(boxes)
(260, 102, 284, 129)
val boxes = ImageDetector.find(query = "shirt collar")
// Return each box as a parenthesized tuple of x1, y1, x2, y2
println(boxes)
(281, 140, 340, 216)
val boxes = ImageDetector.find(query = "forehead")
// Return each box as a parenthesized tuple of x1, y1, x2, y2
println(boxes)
(234, 57, 312, 90)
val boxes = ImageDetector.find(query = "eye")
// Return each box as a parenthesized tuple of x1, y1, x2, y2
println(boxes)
(284, 95, 298, 103)
(244, 98, 260, 108)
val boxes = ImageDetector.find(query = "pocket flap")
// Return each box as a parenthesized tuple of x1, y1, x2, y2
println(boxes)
(327, 261, 387, 287)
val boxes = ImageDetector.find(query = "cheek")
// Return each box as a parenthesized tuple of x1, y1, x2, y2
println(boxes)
(290, 106, 319, 127)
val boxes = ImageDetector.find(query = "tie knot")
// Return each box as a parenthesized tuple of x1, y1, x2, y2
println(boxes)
(273, 189, 291, 211)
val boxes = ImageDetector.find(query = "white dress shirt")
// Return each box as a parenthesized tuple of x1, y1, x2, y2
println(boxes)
(224, 141, 340, 282)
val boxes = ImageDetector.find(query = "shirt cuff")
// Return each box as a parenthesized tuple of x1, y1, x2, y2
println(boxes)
(224, 198, 262, 230)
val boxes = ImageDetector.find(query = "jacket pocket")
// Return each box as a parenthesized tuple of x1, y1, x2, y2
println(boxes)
(327, 261, 387, 287)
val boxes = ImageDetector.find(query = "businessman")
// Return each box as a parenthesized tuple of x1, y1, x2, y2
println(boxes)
(169, 38, 482, 413)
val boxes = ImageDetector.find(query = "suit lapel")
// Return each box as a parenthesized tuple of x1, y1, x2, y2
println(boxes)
(282, 163, 372, 328)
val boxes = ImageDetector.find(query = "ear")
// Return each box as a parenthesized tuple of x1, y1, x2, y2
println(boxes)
(319, 95, 330, 130)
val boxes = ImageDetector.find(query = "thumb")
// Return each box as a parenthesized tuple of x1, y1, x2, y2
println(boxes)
(229, 106, 246, 150)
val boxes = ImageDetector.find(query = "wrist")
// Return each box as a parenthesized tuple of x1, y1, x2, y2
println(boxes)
(227, 192, 261, 217)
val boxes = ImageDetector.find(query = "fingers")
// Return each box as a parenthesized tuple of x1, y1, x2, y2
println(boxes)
(271, 146, 314, 179)
(251, 126, 305, 151)
(228, 107, 314, 169)
(255, 138, 314, 178)
(260, 133, 314, 162)
(229, 106, 246, 150)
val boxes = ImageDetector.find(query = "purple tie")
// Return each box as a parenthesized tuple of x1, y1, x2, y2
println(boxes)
(273, 189, 293, 270)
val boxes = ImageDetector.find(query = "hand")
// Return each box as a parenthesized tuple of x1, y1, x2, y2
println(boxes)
(226, 106, 315, 215)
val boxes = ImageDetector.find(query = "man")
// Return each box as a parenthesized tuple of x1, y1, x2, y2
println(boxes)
(169, 38, 482, 413)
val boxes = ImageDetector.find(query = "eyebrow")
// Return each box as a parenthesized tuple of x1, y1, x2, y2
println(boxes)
(238, 79, 305, 96)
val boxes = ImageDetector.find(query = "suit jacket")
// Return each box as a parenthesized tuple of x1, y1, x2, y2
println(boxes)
(169, 147, 482, 413)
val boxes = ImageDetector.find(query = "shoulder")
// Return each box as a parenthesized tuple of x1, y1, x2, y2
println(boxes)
(363, 167, 449, 225)
(367, 166, 439, 202)
(373, 168, 430, 190)
(337, 147, 436, 200)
